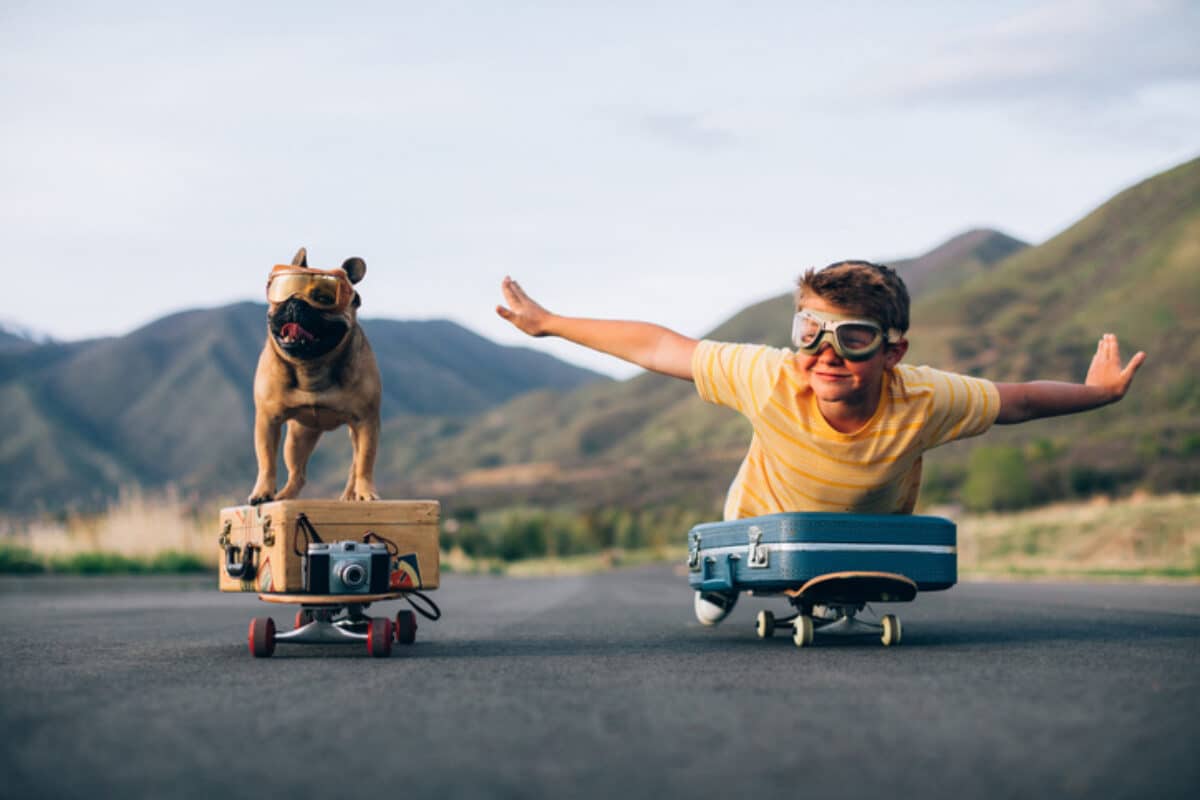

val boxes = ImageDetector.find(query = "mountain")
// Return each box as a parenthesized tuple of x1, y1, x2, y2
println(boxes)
(0, 324, 47, 354)
(0, 304, 606, 513)
(888, 228, 1027, 299)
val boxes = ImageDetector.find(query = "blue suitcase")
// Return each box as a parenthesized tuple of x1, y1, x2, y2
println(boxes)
(686, 512, 957, 595)
(687, 513, 957, 647)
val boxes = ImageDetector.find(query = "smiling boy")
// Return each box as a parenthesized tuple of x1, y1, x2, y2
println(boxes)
(496, 261, 1145, 623)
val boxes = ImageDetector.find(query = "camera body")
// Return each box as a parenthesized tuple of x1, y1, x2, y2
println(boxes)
(305, 540, 390, 595)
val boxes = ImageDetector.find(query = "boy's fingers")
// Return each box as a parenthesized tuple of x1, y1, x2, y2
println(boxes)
(501, 276, 530, 307)
(496, 304, 513, 321)
(1122, 351, 1147, 379)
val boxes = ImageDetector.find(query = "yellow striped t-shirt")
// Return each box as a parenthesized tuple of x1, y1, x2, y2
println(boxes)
(691, 340, 1000, 519)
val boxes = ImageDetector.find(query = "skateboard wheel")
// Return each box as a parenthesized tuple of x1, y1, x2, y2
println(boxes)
(395, 610, 418, 645)
(367, 618, 393, 657)
(755, 610, 775, 639)
(249, 617, 276, 658)
(294, 609, 314, 629)
(792, 616, 814, 648)
(881, 614, 902, 647)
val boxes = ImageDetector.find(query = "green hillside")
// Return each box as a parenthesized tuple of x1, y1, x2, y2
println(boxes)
(904, 156, 1200, 503)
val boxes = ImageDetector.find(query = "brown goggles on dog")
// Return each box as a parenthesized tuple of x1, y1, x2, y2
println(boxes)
(266, 266, 355, 312)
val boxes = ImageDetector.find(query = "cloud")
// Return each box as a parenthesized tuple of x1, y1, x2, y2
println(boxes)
(638, 111, 741, 151)
(866, 0, 1200, 109)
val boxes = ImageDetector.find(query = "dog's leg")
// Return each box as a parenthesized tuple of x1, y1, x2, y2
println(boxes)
(249, 414, 282, 504)
(341, 419, 380, 501)
(276, 421, 321, 500)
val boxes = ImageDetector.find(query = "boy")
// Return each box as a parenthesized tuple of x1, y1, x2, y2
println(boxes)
(496, 261, 1145, 624)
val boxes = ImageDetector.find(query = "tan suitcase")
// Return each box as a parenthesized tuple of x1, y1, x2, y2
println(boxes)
(218, 500, 440, 594)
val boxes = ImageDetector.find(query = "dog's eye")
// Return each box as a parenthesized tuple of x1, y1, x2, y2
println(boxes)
(310, 290, 334, 305)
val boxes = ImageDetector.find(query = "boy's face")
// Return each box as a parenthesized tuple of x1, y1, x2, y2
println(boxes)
(796, 295, 906, 405)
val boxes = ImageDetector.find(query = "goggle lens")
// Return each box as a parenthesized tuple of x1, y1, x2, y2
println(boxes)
(267, 272, 350, 310)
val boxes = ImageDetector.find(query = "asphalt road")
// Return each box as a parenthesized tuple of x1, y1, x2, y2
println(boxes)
(1, 567, 1197, 800)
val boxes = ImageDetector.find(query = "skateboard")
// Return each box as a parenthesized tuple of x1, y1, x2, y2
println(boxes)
(751, 571, 916, 648)
(246, 590, 440, 658)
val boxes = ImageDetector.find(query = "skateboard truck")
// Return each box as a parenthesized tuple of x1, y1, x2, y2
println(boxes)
(752, 572, 914, 648)
(247, 590, 439, 658)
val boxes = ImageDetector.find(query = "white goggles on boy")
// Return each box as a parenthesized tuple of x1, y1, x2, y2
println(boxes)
(791, 308, 901, 361)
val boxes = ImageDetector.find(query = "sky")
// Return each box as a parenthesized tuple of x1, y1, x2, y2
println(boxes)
(2, 0, 1198, 378)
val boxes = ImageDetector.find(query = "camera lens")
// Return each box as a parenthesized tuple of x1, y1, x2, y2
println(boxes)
(336, 562, 367, 588)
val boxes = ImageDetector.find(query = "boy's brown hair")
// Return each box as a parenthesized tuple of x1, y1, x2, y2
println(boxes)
(796, 260, 910, 335)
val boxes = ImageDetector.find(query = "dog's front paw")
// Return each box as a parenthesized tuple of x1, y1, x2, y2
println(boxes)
(248, 485, 275, 505)
(341, 484, 380, 501)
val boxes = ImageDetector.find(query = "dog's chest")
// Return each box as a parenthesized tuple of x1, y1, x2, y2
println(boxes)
(288, 402, 352, 430)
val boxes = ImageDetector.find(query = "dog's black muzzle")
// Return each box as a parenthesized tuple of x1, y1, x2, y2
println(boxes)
(269, 297, 350, 360)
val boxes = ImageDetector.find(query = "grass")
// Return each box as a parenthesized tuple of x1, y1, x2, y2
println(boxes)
(953, 492, 1200, 580)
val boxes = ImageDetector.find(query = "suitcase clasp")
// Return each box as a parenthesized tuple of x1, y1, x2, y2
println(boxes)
(747, 527, 769, 569)
(687, 534, 701, 571)
(260, 517, 275, 547)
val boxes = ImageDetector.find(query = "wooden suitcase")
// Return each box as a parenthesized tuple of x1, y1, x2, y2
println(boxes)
(218, 500, 440, 594)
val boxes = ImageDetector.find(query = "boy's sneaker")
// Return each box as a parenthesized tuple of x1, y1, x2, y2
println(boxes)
(694, 590, 738, 626)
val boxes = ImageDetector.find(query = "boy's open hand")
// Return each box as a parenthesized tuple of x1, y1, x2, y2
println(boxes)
(1085, 333, 1146, 402)
(496, 276, 553, 336)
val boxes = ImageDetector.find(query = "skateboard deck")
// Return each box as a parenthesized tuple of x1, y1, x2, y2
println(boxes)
(257, 591, 409, 605)
(785, 571, 917, 605)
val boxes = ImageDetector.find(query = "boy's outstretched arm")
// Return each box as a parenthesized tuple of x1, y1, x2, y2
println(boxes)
(496, 276, 698, 380)
(994, 334, 1146, 424)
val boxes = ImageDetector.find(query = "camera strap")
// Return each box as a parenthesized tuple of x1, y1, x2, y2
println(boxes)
(292, 512, 324, 556)
(403, 590, 442, 621)
(362, 530, 399, 555)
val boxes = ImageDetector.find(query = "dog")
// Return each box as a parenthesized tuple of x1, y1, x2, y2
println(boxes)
(248, 247, 382, 504)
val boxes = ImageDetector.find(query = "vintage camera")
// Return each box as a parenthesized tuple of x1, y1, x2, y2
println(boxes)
(305, 540, 390, 594)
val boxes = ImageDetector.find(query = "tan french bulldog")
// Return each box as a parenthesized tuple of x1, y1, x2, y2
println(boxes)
(248, 247, 382, 504)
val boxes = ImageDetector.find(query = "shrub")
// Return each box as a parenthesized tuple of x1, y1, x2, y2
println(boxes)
(961, 446, 1034, 512)
(0, 543, 46, 574)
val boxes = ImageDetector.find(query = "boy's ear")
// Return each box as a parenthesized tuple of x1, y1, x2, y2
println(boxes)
(884, 338, 908, 368)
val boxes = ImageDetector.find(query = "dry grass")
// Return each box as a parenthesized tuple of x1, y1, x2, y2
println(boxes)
(1, 486, 215, 567)
(955, 492, 1200, 580)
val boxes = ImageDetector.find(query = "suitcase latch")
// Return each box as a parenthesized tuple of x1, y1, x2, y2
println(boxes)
(747, 527, 769, 569)
(687, 534, 701, 571)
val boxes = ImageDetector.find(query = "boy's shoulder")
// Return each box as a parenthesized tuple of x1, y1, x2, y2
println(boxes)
(891, 363, 996, 385)
(889, 363, 1000, 414)
(694, 339, 795, 371)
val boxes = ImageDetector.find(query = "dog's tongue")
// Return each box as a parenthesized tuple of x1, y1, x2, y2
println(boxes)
(280, 322, 315, 343)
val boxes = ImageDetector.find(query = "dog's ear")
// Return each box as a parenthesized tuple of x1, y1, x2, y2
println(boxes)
(291, 248, 308, 267)
(341, 257, 367, 284)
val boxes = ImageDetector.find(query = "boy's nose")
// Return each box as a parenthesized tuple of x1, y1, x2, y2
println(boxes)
(815, 341, 843, 362)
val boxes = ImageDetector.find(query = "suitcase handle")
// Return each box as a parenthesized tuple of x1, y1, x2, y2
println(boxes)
(223, 544, 259, 580)
(699, 553, 738, 593)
